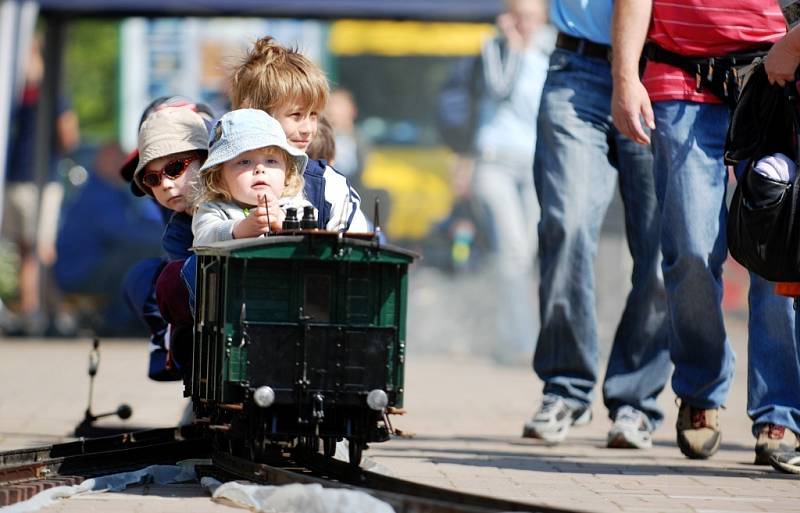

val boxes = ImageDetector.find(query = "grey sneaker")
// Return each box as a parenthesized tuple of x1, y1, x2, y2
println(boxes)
(754, 424, 798, 465)
(522, 394, 591, 443)
(676, 401, 721, 459)
(770, 448, 800, 474)
(607, 406, 653, 449)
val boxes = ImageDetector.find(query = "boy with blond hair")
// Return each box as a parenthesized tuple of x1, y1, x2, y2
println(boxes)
(229, 36, 367, 232)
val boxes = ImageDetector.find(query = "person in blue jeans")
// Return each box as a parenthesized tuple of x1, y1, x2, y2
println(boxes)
(612, 0, 800, 462)
(522, 0, 671, 449)
(762, 15, 800, 475)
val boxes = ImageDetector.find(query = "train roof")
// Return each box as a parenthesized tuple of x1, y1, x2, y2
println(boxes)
(192, 232, 419, 264)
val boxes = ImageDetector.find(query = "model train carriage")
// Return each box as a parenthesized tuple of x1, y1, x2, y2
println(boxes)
(189, 233, 415, 458)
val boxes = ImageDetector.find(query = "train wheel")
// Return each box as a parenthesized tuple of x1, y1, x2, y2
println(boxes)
(323, 437, 336, 458)
(347, 439, 363, 466)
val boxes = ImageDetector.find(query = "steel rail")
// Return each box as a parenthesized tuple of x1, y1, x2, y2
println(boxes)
(0, 427, 208, 505)
(0, 427, 585, 513)
(207, 450, 583, 513)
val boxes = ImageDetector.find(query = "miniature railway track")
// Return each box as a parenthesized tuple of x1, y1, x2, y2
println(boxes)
(206, 450, 578, 513)
(0, 426, 208, 506)
(0, 427, 580, 513)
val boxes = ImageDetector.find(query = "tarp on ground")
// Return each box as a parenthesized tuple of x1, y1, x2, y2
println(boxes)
(37, 0, 503, 21)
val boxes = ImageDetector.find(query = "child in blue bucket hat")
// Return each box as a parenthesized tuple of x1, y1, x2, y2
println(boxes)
(192, 108, 312, 243)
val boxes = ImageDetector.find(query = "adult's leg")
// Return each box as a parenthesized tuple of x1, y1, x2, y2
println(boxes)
(650, 101, 734, 408)
(3, 183, 41, 319)
(764, 305, 800, 472)
(747, 273, 800, 439)
(473, 156, 538, 363)
(532, 50, 619, 409)
(602, 131, 671, 427)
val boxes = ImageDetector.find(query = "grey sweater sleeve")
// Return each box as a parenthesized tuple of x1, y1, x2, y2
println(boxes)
(192, 202, 238, 244)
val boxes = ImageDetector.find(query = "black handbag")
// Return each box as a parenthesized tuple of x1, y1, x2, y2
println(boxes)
(726, 63, 800, 281)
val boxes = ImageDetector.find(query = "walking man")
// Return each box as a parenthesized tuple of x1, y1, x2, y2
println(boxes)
(522, 0, 672, 449)
(612, 0, 800, 461)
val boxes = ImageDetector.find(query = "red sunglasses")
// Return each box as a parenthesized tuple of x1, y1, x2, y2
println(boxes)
(142, 155, 198, 188)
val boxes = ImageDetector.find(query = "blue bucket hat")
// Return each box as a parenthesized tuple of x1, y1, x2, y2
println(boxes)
(200, 108, 308, 174)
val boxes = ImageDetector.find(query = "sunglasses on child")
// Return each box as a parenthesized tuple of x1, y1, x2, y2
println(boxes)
(142, 155, 198, 188)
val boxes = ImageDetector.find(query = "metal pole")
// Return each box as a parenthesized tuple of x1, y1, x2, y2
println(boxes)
(0, 0, 36, 233)
(33, 17, 64, 198)
(31, 15, 65, 326)
(0, 0, 21, 231)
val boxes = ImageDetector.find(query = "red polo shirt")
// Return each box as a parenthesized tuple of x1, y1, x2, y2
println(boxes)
(643, 0, 786, 104)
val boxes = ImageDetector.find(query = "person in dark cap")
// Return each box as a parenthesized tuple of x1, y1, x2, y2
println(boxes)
(119, 97, 212, 380)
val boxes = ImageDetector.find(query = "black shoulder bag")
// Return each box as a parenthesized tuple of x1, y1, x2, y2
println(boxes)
(725, 63, 800, 281)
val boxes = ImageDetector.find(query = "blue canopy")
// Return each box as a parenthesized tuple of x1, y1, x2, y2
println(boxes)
(37, 0, 503, 22)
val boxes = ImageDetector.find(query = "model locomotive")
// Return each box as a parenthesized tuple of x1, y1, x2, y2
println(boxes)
(188, 227, 416, 465)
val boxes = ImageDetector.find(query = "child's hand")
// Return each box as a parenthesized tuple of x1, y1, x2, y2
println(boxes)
(260, 192, 285, 232)
(232, 194, 285, 238)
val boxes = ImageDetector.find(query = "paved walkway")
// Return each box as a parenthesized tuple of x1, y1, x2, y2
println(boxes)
(373, 344, 800, 513)
(0, 311, 798, 512)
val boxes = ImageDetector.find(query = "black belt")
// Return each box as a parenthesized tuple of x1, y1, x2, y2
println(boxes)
(644, 42, 770, 107)
(644, 43, 770, 73)
(556, 32, 611, 62)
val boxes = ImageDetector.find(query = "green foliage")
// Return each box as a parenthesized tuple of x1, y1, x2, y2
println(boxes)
(0, 241, 19, 300)
(64, 20, 119, 142)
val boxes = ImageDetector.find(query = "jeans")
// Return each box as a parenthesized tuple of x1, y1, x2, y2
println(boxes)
(532, 49, 672, 426)
(473, 153, 539, 360)
(652, 101, 800, 434)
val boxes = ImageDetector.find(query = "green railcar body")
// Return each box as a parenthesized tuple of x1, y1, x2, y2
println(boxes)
(189, 233, 415, 451)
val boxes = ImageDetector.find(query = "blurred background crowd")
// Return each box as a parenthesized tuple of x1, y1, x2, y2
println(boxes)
(0, 1, 741, 366)
(0, 3, 549, 341)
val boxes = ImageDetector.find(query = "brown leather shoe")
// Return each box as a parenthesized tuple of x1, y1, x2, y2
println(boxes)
(676, 401, 721, 459)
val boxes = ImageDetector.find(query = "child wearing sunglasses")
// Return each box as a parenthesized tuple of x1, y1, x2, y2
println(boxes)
(133, 108, 207, 221)
(192, 108, 310, 244)
(129, 106, 209, 374)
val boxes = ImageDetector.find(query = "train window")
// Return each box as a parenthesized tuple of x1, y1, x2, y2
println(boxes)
(303, 274, 331, 322)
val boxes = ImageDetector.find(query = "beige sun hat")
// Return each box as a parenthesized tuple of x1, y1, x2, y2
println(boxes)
(133, 107, 209, 196)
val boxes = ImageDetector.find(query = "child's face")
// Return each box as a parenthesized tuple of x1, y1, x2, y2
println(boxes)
(143, 152, 200, 213)
(222, 147, 288, 206)
(272, 102, 319, 153)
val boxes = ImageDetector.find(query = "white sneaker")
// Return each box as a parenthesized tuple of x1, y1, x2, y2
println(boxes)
(770, 449, 800, 474)
(607, 406, 653, 449)
(522, 394, 592, 444)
